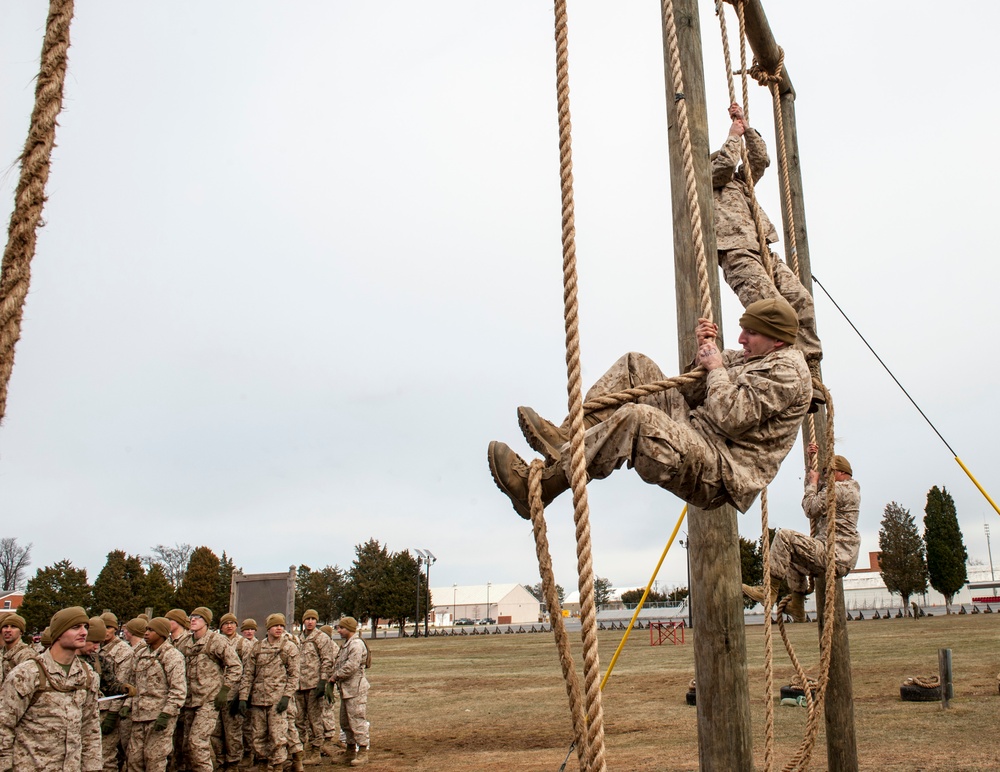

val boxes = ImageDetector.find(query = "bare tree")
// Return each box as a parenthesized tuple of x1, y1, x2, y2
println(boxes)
(0, 538, 32, 591)
(145, 543, 193, 589)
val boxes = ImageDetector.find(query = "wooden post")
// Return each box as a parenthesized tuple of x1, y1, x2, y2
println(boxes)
(938, 648, 953, 708)
(661, 1, 752, 769)
(737, 3, 859, 770)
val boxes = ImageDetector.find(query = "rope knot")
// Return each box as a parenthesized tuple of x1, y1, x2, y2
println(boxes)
(749, 47, 785, 87)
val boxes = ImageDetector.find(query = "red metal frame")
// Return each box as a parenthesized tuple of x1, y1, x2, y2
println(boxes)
(649, 620, 685, 646)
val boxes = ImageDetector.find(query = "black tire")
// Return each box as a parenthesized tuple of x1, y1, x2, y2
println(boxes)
(779, 685, 817, 701)
(685, 689, 697, 706)
(900, 683, 941, 702)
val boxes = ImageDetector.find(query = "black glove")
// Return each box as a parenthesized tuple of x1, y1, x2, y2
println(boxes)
(324, 681, 335, 703)
(312, 683, 326, 699)
(118, 704, 131, 720)
(153, 712, 170, 732)
(214, 685, 230, 711)
(238, 700, 248, 717)
(100, 711, 120, 735)
(229, 696, 241, 717)
(276, 695, 289, 713)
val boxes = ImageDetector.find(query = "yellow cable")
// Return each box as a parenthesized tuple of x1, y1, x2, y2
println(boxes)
(599, 505, 688, 693)
(954, 457, 1000, 518)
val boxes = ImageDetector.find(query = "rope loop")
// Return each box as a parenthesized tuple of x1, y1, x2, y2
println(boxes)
(749, 47, 785, 87)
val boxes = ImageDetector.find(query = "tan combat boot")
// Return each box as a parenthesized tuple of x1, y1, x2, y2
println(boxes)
(301, 745, 323, 766)
(785, 591, 807, 623)
(488, 440, 570, 519)
(518, 405, 601, 463)
(288, 750, 305, 772)
(350, 745, 369, 766)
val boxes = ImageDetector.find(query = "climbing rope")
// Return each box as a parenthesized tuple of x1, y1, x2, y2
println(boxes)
(0, 0, 75, 425)
(550, 2, 606, 769)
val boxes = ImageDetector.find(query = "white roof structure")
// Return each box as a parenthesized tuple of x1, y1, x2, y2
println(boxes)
(429, 583, 540, 625)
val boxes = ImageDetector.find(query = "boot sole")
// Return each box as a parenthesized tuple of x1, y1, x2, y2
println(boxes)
(487, 441, 531, 520)
(517, 406, 562, 464)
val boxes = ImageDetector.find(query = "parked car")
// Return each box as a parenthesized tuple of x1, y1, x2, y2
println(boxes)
(454, 618, 475, 626)
(479, 618, 496, 625)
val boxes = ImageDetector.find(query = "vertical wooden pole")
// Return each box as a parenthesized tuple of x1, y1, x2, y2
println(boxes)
(661, 2, 752, 769)
(738, 4, 859, 770)
(938, 648, 953, 708)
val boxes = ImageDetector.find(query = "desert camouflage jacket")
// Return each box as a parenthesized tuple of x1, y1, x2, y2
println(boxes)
(297, 628, 334, 690)
(1, 639, 37, 683)
(803, 477, 862, 573)
(240, 637, 299, 706)
(98, 636, 134, 713)
(0, 651, 101, 772)
(131, 641, 187, 721)
(331, 634, 369, 700)
(712, 130, 779, 252)
(680, 346, 811, 513)
(222, 631, 254, 662)
(184, 629, 242, 708)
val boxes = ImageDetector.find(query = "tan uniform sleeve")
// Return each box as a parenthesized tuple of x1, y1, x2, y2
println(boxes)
(712, 135, 742, 188)
(0, 662, 39, 770)
(81, 668, 103, 772)
(239, 641, 258, 701)
(742, 128, 771, 183)
(162, 649, 188, 716)
(701, 354, 805, 440)
(215, 636, 243, 692)
(282, 642, 299, 700)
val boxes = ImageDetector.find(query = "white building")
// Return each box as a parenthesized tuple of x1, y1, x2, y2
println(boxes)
(429, 583, 540, 626)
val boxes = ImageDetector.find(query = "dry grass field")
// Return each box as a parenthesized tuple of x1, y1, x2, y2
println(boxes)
(318, 614, 998, 771)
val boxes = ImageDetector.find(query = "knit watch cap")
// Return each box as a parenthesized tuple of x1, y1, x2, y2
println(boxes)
(832, 455, 853, 476)
(147, 617, 171, 640)
(2, 613, 26, 632)
(265, 613, 286, 630)
(165, 609, 190, 629)
(125, 618, 147, 636)
(100, 612, 119, 629)
(739, 297, 798, 345)
(137, 613, 150, 622)
(302, 609, 319, 622)
(40, 626, 52, 648)
(337, 616, 358, 633)
(241, 618, 258, 631)
(49, 606, 89, 643)
(191, 606, 213, 624)
(87, 616, 108, 643)
(219, 613, 238, 626)
(320, 625, 334, 637)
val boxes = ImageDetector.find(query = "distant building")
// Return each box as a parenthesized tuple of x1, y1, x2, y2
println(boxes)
(429, 583, 540, 626)
(0, 591, 23, 611)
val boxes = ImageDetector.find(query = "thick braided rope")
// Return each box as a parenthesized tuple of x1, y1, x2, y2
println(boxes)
(0, 0, 75, 426)
(660, 0, 715, 324)
(760, 488, 776, 771)
(529, 461, 588, 769)
(551, 3, 606, 769)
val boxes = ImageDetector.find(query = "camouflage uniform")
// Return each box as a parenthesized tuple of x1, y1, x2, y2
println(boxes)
(295, 627, 334, 751)
(1, 637, 37, 683)
(712, 131, 821, 364)
(0, 650, 102, 771)
(576, 350, 810, 513)
(240, 636, 299, 767)
(332, 633, 369, 749)
(99, 635, 134, 772)
(127, 641, 187, 772)
(217, 631, 253, 766)
(168, 630, 193, 770)
(179, 630, 242, 772)
(772, 477, 863, 593)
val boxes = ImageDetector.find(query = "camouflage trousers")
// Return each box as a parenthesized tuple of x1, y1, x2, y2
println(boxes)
(179, 704, 221, 772)
(719, 248, 821, 365)
(771, 528, 850, 594)
(322, 695, 339, 740)
(295, 689, 326, 748)
(286, 696, 303, 754)
(216, 701, 243, 764)
(100, 709, 125, 772)
(249, 704, 289, 765)
(339, 690, 369, 748)
(568, 353, 727, 511)
(127, 715, 178, 772)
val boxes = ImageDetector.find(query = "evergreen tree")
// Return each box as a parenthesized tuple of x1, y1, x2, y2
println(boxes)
(316, 566, 346, 622)
(344, 539, 394, 636)
(143, 562, 177, 617)
(619, 587, 668, 605)
(878, 501, 928, 609)
(739, 535, 763, 609)
(19, 560, 94, 633)
(594, 576, 614, 609)
(93, 550, 146, 620)
(527, 582, 566, 607)
(215, 552, 237, 617)
(295, 564, 314, 620)
(923, 486, 968, 610)
(384, 550, 423, 631)
(175, 547, 222, 616)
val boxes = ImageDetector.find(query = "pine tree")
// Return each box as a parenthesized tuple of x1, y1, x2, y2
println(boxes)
(93, 550, 148, 620)
(175, 547, 222, 616)
(923, 486, 968, 610)
(18, 560, 94, 633)
(344, 539, 394, 636)
(143, 563, 177, 617)
(878, 501, 928, 609)
(215, 552, 237, 617)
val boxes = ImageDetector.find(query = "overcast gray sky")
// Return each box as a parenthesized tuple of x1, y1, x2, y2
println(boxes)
(2, 2, 998, 598)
